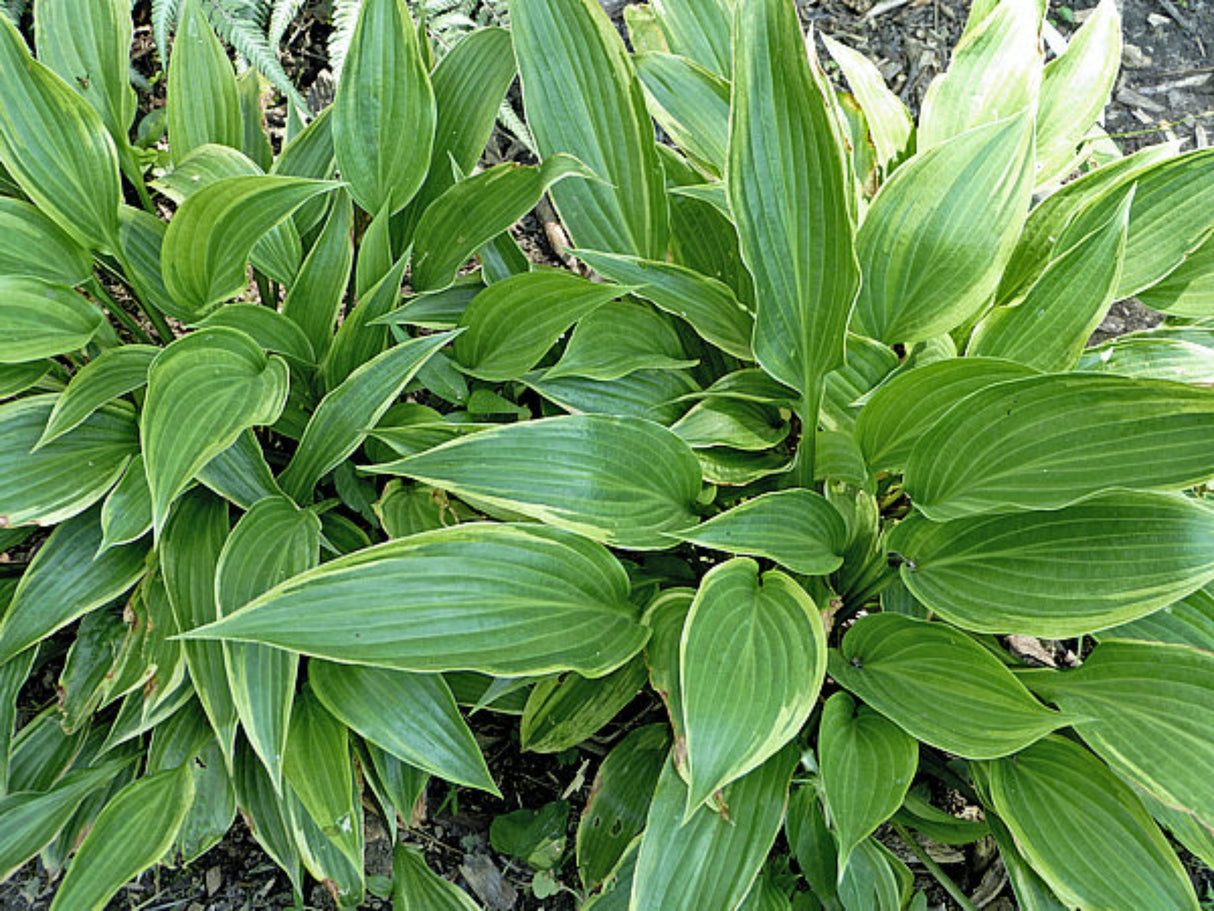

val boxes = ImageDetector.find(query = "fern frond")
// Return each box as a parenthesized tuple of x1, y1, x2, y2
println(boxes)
(152, 0, 182, 57)
(199, 0, 308, 110)
(268, 0, 307, 48)
(328, 0, 361, 83)
(0, 0, 29, 25)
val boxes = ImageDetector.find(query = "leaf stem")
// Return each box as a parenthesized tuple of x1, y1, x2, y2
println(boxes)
(889, 820, 979, 911)
(89, 278, 155, 345)
(791, 382, 824, 489)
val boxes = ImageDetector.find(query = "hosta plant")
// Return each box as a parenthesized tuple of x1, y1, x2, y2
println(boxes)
(1, 0, 1213, 908)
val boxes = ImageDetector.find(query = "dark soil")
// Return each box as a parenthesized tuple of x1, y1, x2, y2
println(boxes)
(2, 1, 1211, 909)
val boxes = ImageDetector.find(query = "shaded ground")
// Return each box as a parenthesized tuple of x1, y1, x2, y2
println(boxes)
(3, 0, 1211, 909)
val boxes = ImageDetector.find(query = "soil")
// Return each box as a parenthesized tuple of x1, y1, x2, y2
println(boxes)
(2, 0, 1211, 909)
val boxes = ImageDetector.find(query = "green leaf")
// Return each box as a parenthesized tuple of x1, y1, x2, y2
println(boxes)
(490, 800, 570, 870)
(634, 52, 730, 177)
(35, 0, 136, 154)
(576, 724, 669, 891)
(412, 155, 592, 292)
(633, 747, 797, 910)
(905, 373, 1214, 519)
(142, 328, 289, 533)
(671, 398, 787, 451)
(232, 741, 304, 899)
(1034, 0, 1120, 186)
(0, 277, 103, 364)
(310, 660, 497, 794)
(393, 25, 516, 242)
(524, 368, 700, 426)
(392, 845, 479, 911)
(383, 415, 702, 549)
(322, 243, 408, 390)
(453, 271, 625, 382)
(852, 111, 1034, 344)
(0, 197, 92, 285)
(0, 504, 146, 663)
(512, 0, 668, 258)
(968, 189, 1131, 370)
(48, 766, 195, 911)
(1137, 233, 1214, 318)
(216, 495, 320, 789)
(196, 429, 284, 509)
(837, 838, 913, 911)
(1026, 641, 1214, 830)
(37, 345, 157, 447)
(281, 193, 354, 357)
(821, 34, 913, 170)
(545, 300, 697, 381)
(572, 249, 754, 360)
(166, 0, 241, 163)
(1057, 148, 1214, 300)
(332, 0, 434, 214)
(1098, 583, 1214, 653)
(987, 737, 1198, 910)
(681, 559, 826, 812)
(728, 0, 859, 403)
(161, 175, 339, 320)
(0, 762, 125, 879)
(917, 0, 1041, 149)
(277, 331, 454, 501)
(0, 13, 120, 251)
(520, 657, 648, 753)
(197, 304, 316, 366)
(184, 523, 648, 677)
(828, 614, 1065, 758)
(283, 687, 360, 870)
(161, 489, 239, 759)
(818, 692, 918, 869)
(675, 489, 846, 575)
(99, 453, 153, 550)
(650, 0, 731, 77)
(892, 493, 1214, 637)
(856, 356, 1037, 473)
(1078, 328, 1214, 386)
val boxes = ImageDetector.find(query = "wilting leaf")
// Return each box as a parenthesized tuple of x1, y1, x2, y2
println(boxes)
(904, 373, 1214, 520)
(818, 692, 918, 869)
(681, 559, 826, 813)
(185, 523, 648, 677)
(676, 489, 846, 576)
(48, 766, 195, 911)
(382, 414, 702, 549)
(987, 737, 1198, 910)
(828, 614, 1065, 759)
(576, 724, 669, 890)
(891, 492, 1214, 636)
(142, 328, 289, 533)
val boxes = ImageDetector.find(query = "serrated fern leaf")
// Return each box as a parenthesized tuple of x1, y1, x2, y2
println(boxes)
(268, 0, 307, 48)
(198, 0, 308, 110)
(328, 0, 360, 83)
(152, 0, 182, 59)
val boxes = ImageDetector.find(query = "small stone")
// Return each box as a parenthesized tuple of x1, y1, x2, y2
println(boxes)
(1121, 43, 1153, 69)
(205, 866, 222, 897)
(1147, 12, 1171, 27)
